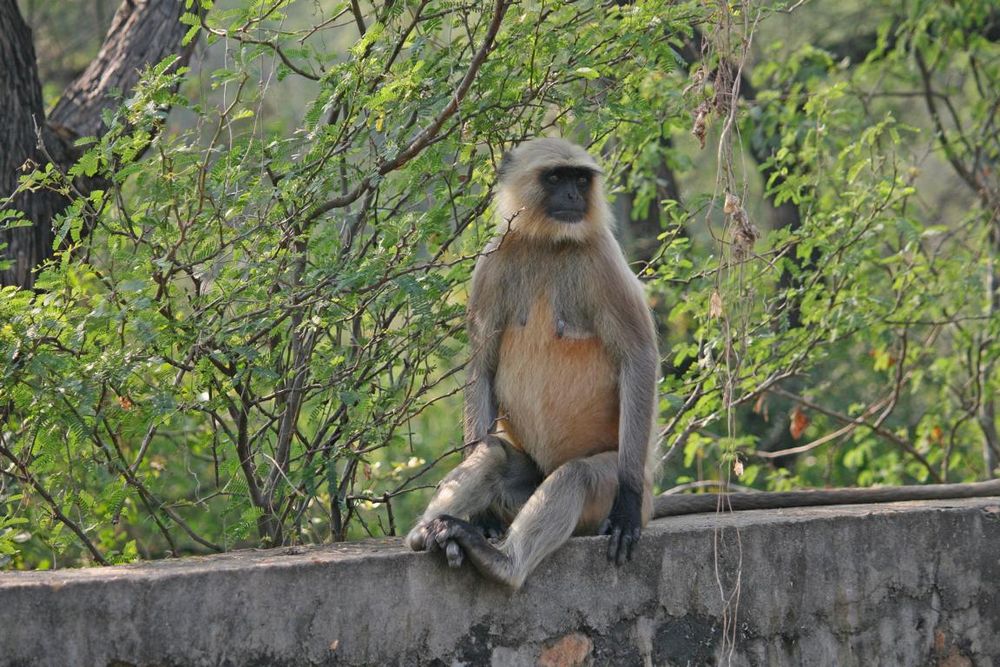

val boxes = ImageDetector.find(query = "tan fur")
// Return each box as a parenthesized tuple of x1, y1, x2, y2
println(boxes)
(573, 455, 653, 535)
(407, 138, 659, 588)
(494, 295, 619, 474)
(496, 138, 612, 244)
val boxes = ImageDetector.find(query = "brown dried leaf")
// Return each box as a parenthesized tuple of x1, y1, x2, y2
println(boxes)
(789, 406, 809, 440)
(709, 290, 723, 319)
(753, 393, 769, 421)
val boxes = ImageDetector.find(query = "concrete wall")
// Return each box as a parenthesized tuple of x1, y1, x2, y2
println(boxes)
(1, 498, 998, 666)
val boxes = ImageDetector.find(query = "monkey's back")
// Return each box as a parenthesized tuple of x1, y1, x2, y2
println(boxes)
(494, 295, 619, 474)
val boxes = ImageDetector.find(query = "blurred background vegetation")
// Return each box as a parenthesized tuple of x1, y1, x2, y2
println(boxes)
(1, 0, 997, 569)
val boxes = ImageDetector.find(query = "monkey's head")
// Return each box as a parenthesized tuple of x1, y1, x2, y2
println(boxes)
(495, 138, 612, 243)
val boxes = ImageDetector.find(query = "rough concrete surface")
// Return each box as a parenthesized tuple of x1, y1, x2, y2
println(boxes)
(1, 498, 998, 666)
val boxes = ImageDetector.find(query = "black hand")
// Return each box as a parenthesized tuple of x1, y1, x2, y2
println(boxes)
(599, 484, 642, 566)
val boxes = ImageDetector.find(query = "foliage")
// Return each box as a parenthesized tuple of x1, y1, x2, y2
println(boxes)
(1, 0, 704, 566)
(1, 0, 997, 569)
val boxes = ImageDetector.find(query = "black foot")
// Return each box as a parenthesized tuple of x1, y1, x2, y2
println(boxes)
(426, 515, 519, 587)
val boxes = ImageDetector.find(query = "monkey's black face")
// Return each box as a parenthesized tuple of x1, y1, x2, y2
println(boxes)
(540, 167, 593, 223)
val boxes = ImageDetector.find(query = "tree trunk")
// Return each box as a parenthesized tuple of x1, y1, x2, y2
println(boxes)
(0, 0, 198, 289)
(0, 2, 60, 289)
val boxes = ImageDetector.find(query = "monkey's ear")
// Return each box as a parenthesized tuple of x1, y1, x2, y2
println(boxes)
(497, 152, 515, 181)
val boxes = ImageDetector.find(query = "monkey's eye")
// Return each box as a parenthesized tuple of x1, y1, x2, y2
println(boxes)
(577, 175, 590, 187)
(546, 173, 560, 185)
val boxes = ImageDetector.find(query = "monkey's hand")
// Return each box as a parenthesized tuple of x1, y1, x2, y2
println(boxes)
(599, 485, 643, 566)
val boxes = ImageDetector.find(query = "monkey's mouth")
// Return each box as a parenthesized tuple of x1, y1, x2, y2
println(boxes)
(548, 209, 585, 223)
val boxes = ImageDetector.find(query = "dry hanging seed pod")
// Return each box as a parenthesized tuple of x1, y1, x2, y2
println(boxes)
(683, 64, 707, 95)
(724, 191, 740, 215)
(691, 101, 710, 149)
(724, 191, 759, 260)
(709, 290, 724, 318)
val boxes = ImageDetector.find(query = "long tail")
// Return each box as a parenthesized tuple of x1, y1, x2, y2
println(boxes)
(652, 479, 1000, 518)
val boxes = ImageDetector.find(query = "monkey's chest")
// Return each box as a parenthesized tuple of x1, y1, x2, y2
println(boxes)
(493, 298, 619, 474)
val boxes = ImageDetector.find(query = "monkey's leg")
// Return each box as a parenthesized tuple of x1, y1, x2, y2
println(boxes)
(406, 438, 506, 554)
(427, 451, 621, 589)
(474, 441, 544, 531)
(406, 436, 539, 558)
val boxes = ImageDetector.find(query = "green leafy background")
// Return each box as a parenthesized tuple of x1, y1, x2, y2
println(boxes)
(1, 0, 997, 568)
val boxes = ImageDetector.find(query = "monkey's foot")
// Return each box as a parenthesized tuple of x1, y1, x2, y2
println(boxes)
(427, 515, 522, 588)
(404, 522, 463, 566)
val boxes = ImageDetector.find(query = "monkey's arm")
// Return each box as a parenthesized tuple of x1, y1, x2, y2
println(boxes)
(463, 258, 503, 445)
(406, 256, 506, 555)
(463, 333, 498, 445)
(598, 278, 658, 564)
(652, 478, 1000, 517)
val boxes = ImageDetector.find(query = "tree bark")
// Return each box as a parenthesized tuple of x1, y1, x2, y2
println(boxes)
(0, 0, 198, 288)
(0, 1, 60, 289)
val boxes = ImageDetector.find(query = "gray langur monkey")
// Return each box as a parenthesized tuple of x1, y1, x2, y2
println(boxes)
(406, 137, 659, 589)
(406, 137, 1000, 589)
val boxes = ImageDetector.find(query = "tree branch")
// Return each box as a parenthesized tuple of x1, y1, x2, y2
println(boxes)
(0, 437, 110, 565)
(766, 386, 944, 483)
(48, 0, 200, 139)
(304, 0, 510, 224)
(1, 0, 202, 288)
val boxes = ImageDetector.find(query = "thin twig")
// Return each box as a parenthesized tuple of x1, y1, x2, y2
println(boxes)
(0, 437, 109, 565)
